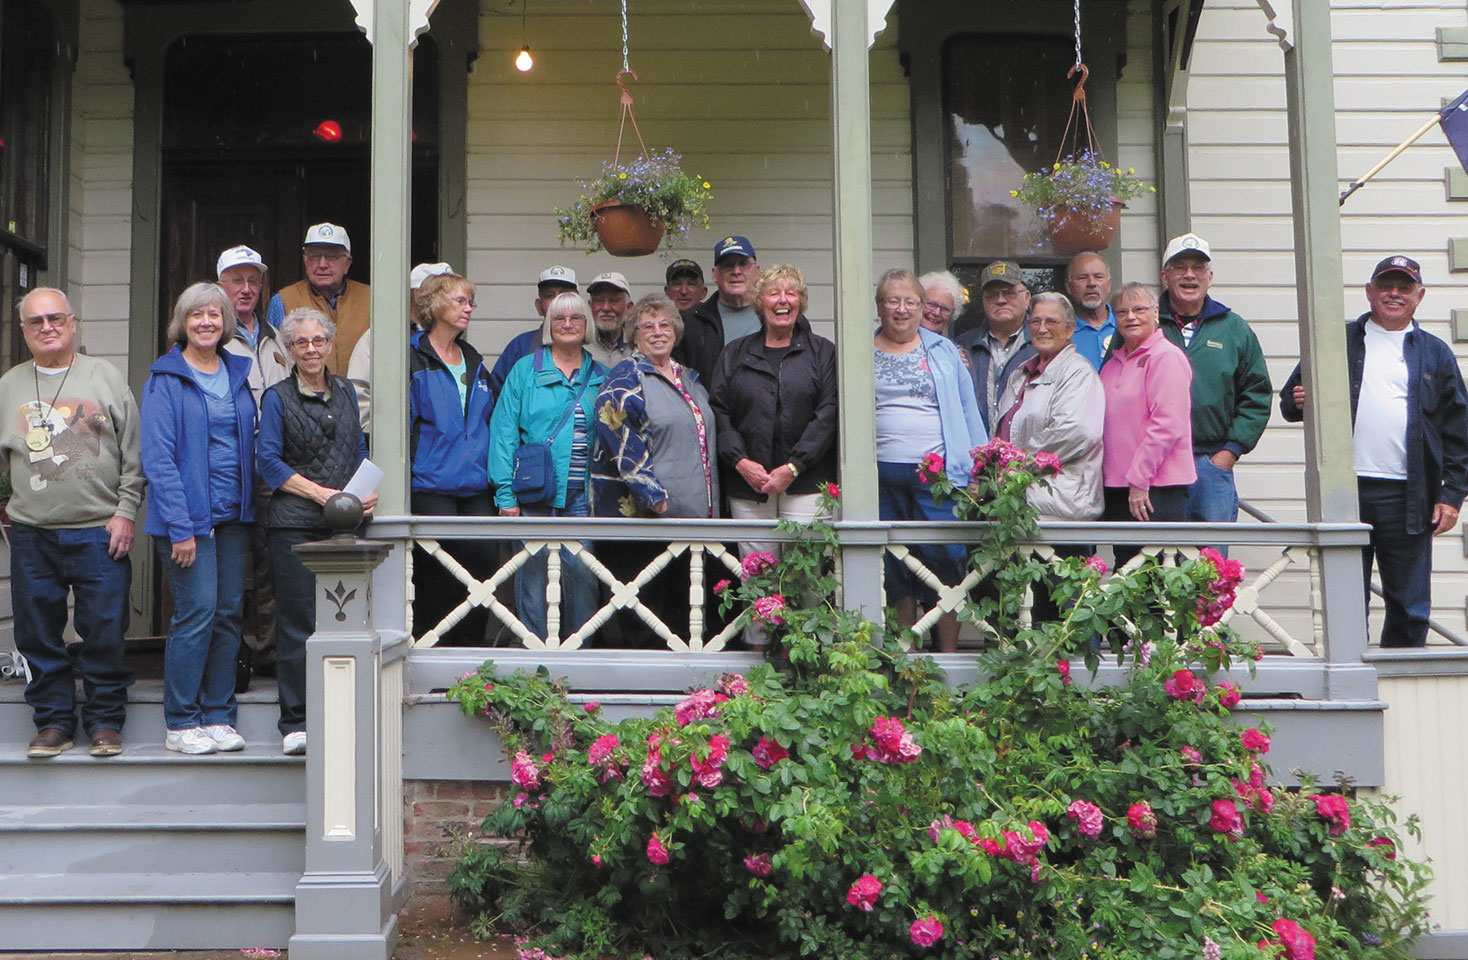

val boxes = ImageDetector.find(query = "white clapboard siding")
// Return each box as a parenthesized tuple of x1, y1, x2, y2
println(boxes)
(464, 0, 914, 342)
(1186, 0, 1468, 642)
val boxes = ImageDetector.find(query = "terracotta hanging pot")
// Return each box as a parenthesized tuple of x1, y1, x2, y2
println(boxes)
(1045, 198, 1125, 255)
(592, 201, 665, 257)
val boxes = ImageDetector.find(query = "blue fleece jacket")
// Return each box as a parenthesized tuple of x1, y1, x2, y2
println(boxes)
(141, 346, 257, 541)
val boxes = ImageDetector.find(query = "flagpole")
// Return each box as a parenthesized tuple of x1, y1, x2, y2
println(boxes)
(1339, 114, 1442, 206)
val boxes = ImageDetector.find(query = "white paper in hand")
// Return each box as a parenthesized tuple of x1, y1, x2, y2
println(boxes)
(343, 459, 384, 500)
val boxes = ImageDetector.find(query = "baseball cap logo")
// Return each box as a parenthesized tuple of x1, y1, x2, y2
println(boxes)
(992, 263, 1007, 274)
(1183, 237, 1200, 249)
(1392, 257, 1408, 266)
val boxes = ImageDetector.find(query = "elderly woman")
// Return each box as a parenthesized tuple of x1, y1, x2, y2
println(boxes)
(593, 294, 719, 641)
(142, 282, 257, 755)
(256, 308, 375, 755)
(408, 272, 496, 645)
(489, 291, 606, 641)
(1100, 283, 1195, 563)
(918, 269, 965, 338)
(874, 268, 987, 652)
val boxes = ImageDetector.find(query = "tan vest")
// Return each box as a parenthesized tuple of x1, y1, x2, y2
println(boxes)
(278, 278, 371, 374)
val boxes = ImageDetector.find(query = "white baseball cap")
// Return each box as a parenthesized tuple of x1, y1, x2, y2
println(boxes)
(216, 245, 268, 278)
(539, 265, 577, 288)
(303, 222, 352, 254)
(1162, 232, 1211, 266)
(410, 262, 455, 290)
(587, 271, 631, 295)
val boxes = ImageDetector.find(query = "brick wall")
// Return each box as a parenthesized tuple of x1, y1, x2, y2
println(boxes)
(403, 779, 512, 909)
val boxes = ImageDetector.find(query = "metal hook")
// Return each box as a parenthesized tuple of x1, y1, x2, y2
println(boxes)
(615, 68, 638, 108)
(1067, 62, 1090, 102)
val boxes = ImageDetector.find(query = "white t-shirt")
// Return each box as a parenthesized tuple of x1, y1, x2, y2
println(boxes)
(1354, 319, 1410, 480)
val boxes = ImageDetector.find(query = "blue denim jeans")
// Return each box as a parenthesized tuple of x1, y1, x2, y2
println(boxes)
(1358, 478, 1433, 648)
(156, 523, 248, 730)
(1186, 455, 1240, 522)
(10, 523, 133, 736)
(877, 461, 965, 606)
(516, 485, 597, 640)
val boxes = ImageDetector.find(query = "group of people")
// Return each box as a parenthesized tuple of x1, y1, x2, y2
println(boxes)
(6, 219, 1464, 760)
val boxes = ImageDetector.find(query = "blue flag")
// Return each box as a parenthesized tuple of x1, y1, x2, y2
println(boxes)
(1439, 88, 1468, 172)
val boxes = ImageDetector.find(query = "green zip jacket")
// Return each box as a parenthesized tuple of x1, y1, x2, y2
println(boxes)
(1158, 293, 1272, 458)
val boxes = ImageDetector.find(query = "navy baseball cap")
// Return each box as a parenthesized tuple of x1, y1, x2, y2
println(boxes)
(1370, 255, 1422, 284)
(713, 236, 756, 263)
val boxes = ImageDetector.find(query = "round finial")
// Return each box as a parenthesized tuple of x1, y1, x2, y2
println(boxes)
(323, 492, 364, 535)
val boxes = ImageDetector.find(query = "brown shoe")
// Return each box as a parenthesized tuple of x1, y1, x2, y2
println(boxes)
(27, 727, 74, 758)
(89, 728, 123, 757)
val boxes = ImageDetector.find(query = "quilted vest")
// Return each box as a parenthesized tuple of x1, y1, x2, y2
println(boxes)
(268, 373, 363, 530)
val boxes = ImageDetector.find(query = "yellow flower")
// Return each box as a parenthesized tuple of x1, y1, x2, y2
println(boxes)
(1053, 163, 1061, 170)
(1009, 189, 1019, 197)
(618, 172, 628, 180)
(1100, 160, 1110, 169)
(1128, 167, 1136, 175)
(702, 181, 711, 189)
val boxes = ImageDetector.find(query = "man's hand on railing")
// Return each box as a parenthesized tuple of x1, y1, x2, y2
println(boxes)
(499, 505, 521, 518)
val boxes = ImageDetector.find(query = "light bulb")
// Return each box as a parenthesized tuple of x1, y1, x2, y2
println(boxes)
(515, 46, 534, 72)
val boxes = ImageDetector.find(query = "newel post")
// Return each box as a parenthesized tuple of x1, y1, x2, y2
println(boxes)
(288, 506, 398, 960)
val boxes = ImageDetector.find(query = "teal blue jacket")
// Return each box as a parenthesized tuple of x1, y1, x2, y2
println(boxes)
(488, 346, 606, 510)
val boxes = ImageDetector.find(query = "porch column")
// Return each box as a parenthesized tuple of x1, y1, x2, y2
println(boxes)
(1278, 0, 1372, 690)
(827, 0, 883, 612)
(288, 534, 399, 960)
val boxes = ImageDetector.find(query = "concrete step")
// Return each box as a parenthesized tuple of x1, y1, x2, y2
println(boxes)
(0, 743, 303, 805)
(0, 802, 306, 874)
(0, 872, 296, 950)
(0, 677, 288, 745)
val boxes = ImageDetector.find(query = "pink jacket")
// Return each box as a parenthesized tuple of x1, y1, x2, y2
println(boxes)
(1099, 328, 1196, 489)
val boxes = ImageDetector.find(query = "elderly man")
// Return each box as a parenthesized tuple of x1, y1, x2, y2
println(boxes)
(1065, 252, 1117, 371)
(676, 235, 760, 384)
(1157, 233, 1272, 527)
(348, 261, 456, 435)
(487, 265, 580, 396)
(955, 260, 1036, 433)
(265, 222, 370, 371)
(664, 259, 708, 312)
(1281, 256, 1468, 647)
(586, 271, 635, 370)
(0, 289, 143, 758)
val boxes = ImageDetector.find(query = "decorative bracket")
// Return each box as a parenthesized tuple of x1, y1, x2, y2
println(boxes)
(799, 0, 896, 51)
(1256, 0, 1294, 52)
(350, 0, 439, 46)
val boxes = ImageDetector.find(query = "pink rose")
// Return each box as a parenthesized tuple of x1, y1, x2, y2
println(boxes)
(752, 736, 789, 770)
(917, 451, 946, 485)
(740, 551, 778, 579)
(1164, 670, 1204, 703)
(1257, 891, 1269, 904)
(646, 833, 669, 865)
(587, 734, 621, 768)
(510, 750, 542, 791)
(824, 482, 841, 499)
(846, 874, 882, 912)
(1241, 728, 1271, 754)
(1034, 450, 1062, 475)
(743, 853, 773, 877)
(720, 673, 750, 697)
(690, 734, 730, 788)
(675, 689, 722, 727)
(1367, 837, 1396, 859)
(860, 716, 922, 764)
(1272, 919, 1316, 960)
(1216, 682, 1241, 709)
(1066, 799, 1104, 839)
(713, 579, 731, 594)
(1210, 799, 1244, 837)
(1127, 801, 1157, 839)
(591, 854, 602, 867)
(1257, 787, 1275, 813)
(1180, 745, 1203, 768)
(1311, 794, 1351, 836)
(753, 594, 787, 627)
(909, 915, 945, 948)
(1056, 659, 1073, 687)
(1085, 555, 1108, 576)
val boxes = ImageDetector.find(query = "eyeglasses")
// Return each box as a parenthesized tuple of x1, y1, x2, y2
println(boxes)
(1028, 316, 1068, 328)
(983, 286, 1024, 300)
(882, 297, 921, 311)
(304, 251, 348, 263)
(289, 336, 334, 351)
(550, 314, 586, 327)
(636, 320, 675, 333)
(20, 313, 73, 330)
(450, 296, 476, 309)
(923, 300, 955, 318)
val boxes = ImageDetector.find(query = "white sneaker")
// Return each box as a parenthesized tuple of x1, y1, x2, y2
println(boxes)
(282, 731, 307, 756)
(202, 724, 246, 752)
(166, 727, 218, 755)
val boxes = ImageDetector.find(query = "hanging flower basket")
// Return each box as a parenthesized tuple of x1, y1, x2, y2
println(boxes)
(1045, 198, 1126, 255)
(591, 201, 666, 257)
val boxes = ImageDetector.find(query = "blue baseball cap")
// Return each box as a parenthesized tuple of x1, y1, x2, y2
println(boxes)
(713, 235, 756, 263)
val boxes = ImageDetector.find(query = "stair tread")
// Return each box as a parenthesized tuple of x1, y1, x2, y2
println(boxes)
(0, 871, 300, 903)
(0, 802, 305, 830)
(0, 742, 305, 764)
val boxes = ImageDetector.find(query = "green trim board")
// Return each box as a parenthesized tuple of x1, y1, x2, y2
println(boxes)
(1449, 237, 1468, 272)
(1447, 167, 1468, 201)
(1436, 26, 1468, 62)
(1452, 308, 1468, 343)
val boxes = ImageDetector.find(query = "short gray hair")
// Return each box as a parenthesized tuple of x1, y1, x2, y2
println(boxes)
(623, 294, 684, 347)
(279, 307, 336, 347)
(541, 291, 596, 346)
(1030, 291, 1077, 329)
(17, 287, 74, 318)
(918, 270, 965, 309)
(1113, 282, 1159, 309)
(166, 282, 238, 348)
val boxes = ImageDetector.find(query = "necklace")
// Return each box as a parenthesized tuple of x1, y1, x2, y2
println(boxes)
(27, 354, 75, 452)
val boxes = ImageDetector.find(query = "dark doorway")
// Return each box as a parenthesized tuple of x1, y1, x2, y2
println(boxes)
(157, 32, 440, 346)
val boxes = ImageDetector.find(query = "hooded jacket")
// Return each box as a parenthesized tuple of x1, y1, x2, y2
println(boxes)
(408, 329, 496, 497)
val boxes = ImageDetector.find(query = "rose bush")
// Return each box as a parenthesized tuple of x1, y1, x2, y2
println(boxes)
(448, 472, 1429, 960)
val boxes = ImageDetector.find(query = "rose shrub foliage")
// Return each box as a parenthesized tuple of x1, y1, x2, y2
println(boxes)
(448, 455, 1429, 960)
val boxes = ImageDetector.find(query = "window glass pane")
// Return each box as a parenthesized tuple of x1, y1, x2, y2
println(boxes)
(943, 33, 1078, 261)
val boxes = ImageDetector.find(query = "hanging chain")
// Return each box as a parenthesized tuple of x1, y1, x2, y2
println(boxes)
(1073, 0, 1083, 68)
(620, 0, 630, 73)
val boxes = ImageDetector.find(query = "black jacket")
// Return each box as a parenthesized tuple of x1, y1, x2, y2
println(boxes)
(708, 316, 839, 501)
(675, 293, 728, 386)
(1280, 313, 1468, 535)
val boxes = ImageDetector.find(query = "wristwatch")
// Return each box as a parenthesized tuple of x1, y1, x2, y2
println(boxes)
(786, 462, 800, 478)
